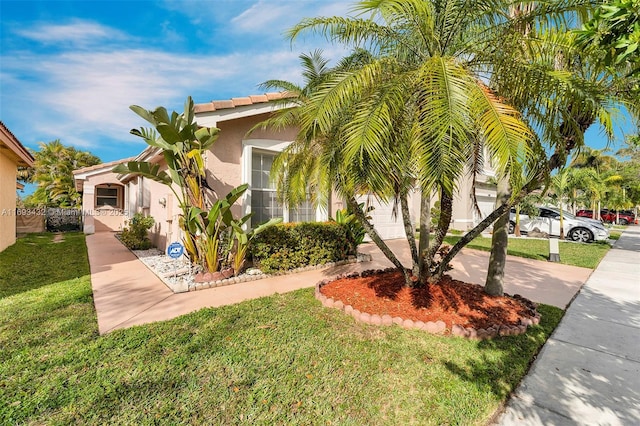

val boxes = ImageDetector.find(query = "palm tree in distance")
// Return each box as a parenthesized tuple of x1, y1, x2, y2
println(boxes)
(27, 140, 101, 207)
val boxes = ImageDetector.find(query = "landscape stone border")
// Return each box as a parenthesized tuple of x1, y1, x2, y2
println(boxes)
(314, 267, 541, 340)
(126, 233, 374, 294)
(187, 252, 373, 292)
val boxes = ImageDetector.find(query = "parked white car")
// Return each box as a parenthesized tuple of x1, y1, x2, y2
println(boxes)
(509, 206, 609, 243)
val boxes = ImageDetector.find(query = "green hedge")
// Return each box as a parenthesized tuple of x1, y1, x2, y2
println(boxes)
(250, 222, 356, 273)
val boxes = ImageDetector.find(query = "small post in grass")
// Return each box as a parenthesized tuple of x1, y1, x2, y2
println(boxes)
(549, 237, 560, 262)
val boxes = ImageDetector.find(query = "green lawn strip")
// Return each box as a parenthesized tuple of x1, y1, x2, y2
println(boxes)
(0, 232, 90, 299)
(1, 274, 562, 425)
(444, 235, 610, 269)
(608, 231, 622, 240)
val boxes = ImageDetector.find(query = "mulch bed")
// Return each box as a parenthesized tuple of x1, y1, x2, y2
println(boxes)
(317, 269, 540, 339)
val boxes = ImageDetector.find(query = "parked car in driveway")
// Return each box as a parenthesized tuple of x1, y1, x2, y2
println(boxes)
(509, 206, 610, 243)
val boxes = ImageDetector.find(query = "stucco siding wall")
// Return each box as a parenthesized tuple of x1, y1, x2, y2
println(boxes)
(449, 178, 498, 231)
(451, 178, 474, 231)
(208, 113, 297, 219)
(142, 176, 182, 252)
(0, 151, 17, 251)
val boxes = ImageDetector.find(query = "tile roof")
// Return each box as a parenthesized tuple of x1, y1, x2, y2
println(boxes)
(72, 157, 136, 175)
(0, 121, 34, 166)
(193, 91, 295, 114)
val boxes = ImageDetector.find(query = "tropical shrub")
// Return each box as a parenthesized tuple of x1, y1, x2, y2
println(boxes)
(120, 213, 155, 250)
(332, 203, 372, 254)
(229, 216, 282, 276)
(113, 97, 248, 273)
(251, 222, 355, 273)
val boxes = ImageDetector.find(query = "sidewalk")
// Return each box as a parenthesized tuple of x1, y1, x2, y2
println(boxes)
(86, 233, 591, 334)
(496, 226, 640, 425)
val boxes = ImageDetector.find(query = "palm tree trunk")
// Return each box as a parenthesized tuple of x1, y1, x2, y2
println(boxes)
(484, 177, 510, 296)
(417, 191, 431, 285)
(433, 200, 514, 280)
(425, 189, 453, 284)
(400, 191, 419, 274)
(346, 196, 411, 285)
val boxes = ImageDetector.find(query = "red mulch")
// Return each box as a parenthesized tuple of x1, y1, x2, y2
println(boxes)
(320, 270, 535, 330)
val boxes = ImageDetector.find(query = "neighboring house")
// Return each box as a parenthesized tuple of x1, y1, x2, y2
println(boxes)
(73, 158, 134, 234)
(73, 93, 495, 250)
(0, 121, 35, 252)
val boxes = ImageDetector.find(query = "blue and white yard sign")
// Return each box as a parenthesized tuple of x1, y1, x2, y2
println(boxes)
(167, 242, 184, 259)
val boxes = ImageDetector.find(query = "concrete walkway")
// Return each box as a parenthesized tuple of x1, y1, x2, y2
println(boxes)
(496, 226, 640, 425)
(87, 233, 591, 334)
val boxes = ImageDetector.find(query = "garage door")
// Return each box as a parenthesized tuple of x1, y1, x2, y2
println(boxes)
(356, 195, 409, 240)
(473, 195, 497, 227)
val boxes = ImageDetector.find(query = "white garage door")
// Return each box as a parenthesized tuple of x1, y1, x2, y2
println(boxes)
(473, 195, 497, 227)
(356, 195, 408, 240)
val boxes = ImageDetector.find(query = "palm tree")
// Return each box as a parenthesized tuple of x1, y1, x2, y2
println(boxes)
(28, 140, 101, 207)
(279, 0, 535, 286)
(482, 0, 640, 294)
(571, 147, 619, 174)
(571, 166, 607, 219)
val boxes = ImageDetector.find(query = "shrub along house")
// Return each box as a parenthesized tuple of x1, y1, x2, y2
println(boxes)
(0, 122, 34, 252)
(74, 93, 495, 251)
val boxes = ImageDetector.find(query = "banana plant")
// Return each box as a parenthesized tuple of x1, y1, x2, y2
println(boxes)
(333, 202, 373, 253)
(229, 216, 282, 276)
(198, 184, 250, 272)
(112, 97, 249, 272)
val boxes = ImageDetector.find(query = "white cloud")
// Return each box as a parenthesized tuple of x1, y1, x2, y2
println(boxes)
(230, 1, 293, 33)
(316, 1, 356, 18)
(1, 45, 306, 152)
(15, 19, 129, 47)
(1, 2, 355, 159)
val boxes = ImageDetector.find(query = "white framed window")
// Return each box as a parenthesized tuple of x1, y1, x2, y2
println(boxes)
(289, 198, 316, 222)
(243, 141, 326, 227)
(251, 150, 283, 224)
(95, 185, 121, 208)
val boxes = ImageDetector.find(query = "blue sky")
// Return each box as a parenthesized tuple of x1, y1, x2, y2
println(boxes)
(1, 0, 636, 177)
(1, 0, 352, 163)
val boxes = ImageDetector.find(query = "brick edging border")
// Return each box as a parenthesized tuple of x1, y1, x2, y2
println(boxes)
(314, 268, 541, 340)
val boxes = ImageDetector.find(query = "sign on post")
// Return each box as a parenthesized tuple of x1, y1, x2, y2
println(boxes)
(167, 242, 184, 259)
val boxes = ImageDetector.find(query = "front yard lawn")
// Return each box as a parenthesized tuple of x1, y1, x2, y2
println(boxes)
(444, 235, 610, 269)
(0, 232, 89, 298)
(1, 233, 563, 425)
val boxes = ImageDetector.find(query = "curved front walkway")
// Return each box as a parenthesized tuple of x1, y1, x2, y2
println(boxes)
(86, 233, 591, 334)
(496, 226, 640, 425)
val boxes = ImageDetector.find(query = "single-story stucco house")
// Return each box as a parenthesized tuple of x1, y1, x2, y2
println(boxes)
(73, 93, 497, 251)
(0, 121, 35, 252)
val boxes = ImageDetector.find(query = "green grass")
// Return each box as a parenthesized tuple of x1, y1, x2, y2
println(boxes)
(444, 235, 610, 269)
(0, 232, 89, 298)
(0, 233, 564, 425)
(608, 231, 622, 240)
